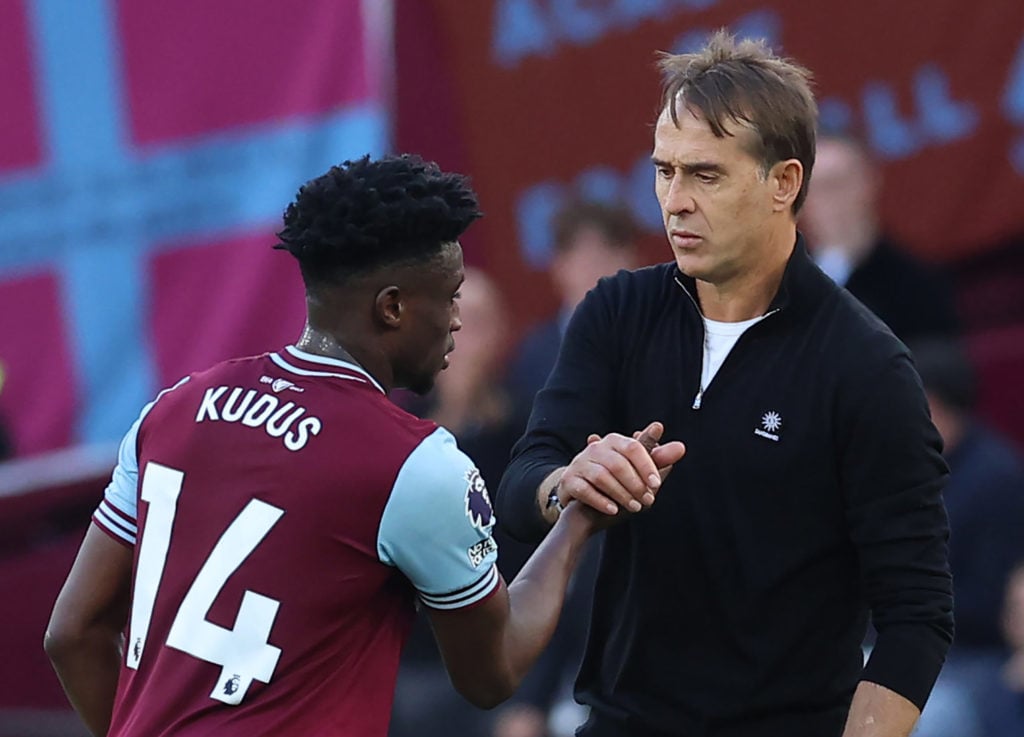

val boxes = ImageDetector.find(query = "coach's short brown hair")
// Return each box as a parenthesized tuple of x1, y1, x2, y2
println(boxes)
(658, 30, 818, 213)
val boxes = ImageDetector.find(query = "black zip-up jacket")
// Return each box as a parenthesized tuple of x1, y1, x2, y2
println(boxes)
(497, 239, 953, 737)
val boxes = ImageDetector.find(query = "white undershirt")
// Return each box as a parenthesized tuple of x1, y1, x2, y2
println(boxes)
(701, 315, 765, 390)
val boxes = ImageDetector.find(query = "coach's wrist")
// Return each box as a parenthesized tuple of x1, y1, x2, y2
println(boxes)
(537, 468, 566, 526)
(545, 482, 565, 513)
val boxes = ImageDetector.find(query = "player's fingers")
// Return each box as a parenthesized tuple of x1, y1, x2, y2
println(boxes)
(635, 421, 664, 452)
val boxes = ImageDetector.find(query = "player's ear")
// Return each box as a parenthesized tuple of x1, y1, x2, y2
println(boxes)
(375, 285, 403, 328)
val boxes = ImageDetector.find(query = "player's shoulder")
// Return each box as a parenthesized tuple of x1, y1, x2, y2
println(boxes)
(401, 425, 474, 476)
(380, 425, 498, 601)
(138, 353, 267, 416)
(190, 351, 276, 385)
(389, 426, 489, 522)
(364, 395, 443, 458)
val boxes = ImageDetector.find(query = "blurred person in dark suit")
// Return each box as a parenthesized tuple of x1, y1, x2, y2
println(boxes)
(976, 561, 1024, 735)
(507, 200, 639, 407)
(921, 561, 1024, 737)
(800, 134, 959, 343)
(913, 339, 1024, 656)
(910, 339, 1024, 737)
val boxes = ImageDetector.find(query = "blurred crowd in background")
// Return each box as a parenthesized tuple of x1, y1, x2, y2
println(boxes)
(1, 1, 1023, 736)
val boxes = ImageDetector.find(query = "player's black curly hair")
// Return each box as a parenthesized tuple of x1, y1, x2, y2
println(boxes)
(275, 154, 482, 287)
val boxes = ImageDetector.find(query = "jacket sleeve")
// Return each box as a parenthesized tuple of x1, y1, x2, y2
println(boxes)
(837, 350, 954, 710)
(497, 279, 622, 544)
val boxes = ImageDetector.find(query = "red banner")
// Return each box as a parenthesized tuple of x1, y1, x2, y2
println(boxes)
(397, 0, 1024, 330)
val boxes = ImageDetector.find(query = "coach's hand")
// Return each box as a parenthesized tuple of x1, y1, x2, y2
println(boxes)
(557, 421, 685, 517)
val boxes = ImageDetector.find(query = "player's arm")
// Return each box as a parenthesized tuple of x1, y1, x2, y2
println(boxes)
(45, 523, 133, 737)
(840, 681, 920, 737)
(381, 428, 619, 708)
(45, 396, 157, 736)
(426, 501, 595, 708)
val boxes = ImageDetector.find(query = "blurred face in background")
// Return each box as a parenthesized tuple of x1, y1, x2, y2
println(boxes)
(551, 225, 636, 309)
(1003, 565, 1024, 651)
(433, 266, 507, 396)
(800, 137, 880, 260)
(924, 391, 962, 454)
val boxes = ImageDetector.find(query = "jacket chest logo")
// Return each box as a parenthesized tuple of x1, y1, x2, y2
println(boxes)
(754, 411, 782, 442)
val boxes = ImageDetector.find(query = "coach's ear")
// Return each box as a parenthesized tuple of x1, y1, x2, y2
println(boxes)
(375, 286, 403, 328)
(770, 158, 803, 212)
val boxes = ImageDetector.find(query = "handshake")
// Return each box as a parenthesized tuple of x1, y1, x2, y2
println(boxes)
(549, 421, 686, 525)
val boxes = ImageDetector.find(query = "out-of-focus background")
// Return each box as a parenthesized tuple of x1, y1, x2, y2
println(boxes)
(1, 1, 1022, 736)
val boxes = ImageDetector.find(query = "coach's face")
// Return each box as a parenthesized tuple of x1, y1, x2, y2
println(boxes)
(653, 104, 799, 286)
(393, 241, 464, 395)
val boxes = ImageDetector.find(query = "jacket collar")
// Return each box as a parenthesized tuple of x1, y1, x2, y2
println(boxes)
(673, 232, 832, 315)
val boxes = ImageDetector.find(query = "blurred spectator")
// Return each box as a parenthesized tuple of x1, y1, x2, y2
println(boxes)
(424, 267, 527, 493)
(926, 561, 1024, 736)
(390, 268, 530, 737)
(910, 339, 1024, 737)
(911, 675, 984, 737)
(913, 339, 1024, 653)
(800, 134, 959, 343)
(507, 200, 639, 406)
(974, 561, 1024, 735)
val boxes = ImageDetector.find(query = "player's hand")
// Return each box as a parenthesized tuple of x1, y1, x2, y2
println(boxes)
(557, 421, 685, 517)
(633, 421, 685, 483)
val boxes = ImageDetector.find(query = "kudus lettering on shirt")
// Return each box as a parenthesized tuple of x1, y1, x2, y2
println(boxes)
(195, 386, 322, 451)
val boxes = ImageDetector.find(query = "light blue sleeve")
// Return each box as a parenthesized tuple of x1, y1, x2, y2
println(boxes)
(92, 377, 190, 545)
(377, 427, 501, 610)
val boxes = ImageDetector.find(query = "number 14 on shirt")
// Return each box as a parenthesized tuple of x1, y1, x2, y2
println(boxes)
(128, 461, 285, 705)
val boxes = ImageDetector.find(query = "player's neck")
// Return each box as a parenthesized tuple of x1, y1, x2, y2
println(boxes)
(295, 324, 391, 390)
